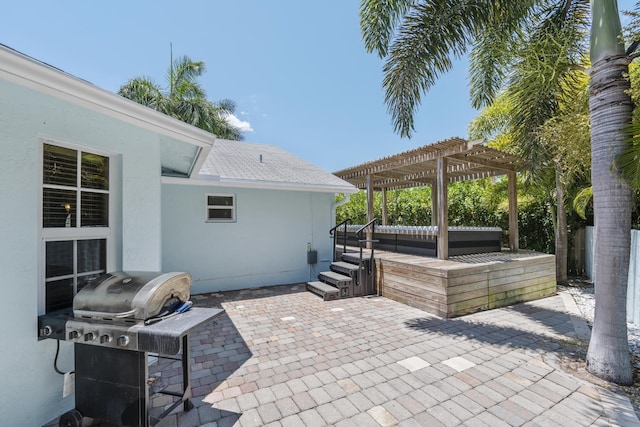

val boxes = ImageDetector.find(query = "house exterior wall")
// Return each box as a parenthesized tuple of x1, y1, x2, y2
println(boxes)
(162, 183, 336, 294)
(0, 79, 164, 425)
(586, 225, 640, 328)
(585, 225, 594, 279)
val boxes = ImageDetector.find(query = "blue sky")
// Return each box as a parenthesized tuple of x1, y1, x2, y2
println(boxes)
(0, 1, 477, 171)
(1, 1, 635, 171)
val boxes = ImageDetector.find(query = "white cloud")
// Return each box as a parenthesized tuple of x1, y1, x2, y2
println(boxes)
(223, 113, 254, 132)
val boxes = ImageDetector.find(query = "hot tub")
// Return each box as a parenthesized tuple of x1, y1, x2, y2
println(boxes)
(342, 225, 503, 257)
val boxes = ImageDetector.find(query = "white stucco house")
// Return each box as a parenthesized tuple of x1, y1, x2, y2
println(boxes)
(163, 139, 357, 293)
(0, 44, 355, 426)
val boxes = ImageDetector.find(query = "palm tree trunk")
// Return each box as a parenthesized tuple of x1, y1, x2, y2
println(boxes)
(586, 53, 633, 385)
(555, 166, 568, 285)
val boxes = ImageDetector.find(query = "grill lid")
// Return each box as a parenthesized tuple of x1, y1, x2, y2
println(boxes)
(73, 271, 191, 321)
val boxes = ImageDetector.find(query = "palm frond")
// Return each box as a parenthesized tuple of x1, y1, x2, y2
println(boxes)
(376, 0, 543, 138)
(468, 0, 544, 108)
(360, 0, 417, 57)
(121, 52, 244, 140)
(383, 0, 491, 137)
(173, 79, 206, 101)
(619, 124, 640, 189)
(214, 115, 244, 141)
(171, 98, 205, 128)
(168, 55, 207, 97)
(469, 28, 515, 109)
(468, 94, 513, 140)
(118, 77, 164, 110)
(572, 186, 593, 219)
(537, 84, 591, 186)
(623, 1, 640, 51)
(505, 3, 589, 176)
(216, 98, 237, 114)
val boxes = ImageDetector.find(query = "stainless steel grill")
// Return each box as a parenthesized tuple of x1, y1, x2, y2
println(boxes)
(61, 271, 192, 353)
(38, 271, 223, 427)
(73, 271, 191, 321)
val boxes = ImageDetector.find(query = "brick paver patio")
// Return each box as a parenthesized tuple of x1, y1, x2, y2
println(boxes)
(48, 285, 639, 426)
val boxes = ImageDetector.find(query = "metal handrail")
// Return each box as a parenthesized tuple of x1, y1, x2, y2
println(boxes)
(330, 218, 352, 262)
(355, 218, 378, 279)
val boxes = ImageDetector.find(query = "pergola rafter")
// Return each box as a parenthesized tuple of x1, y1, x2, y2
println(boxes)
(333, 137, 526, 259)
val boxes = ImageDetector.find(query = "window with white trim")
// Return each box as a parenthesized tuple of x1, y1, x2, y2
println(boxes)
(206, 194, 235, 222)
(42, 142, 111, 313)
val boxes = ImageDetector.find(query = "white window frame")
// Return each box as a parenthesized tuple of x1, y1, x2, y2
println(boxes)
(206, 193, 236, 223)
(39, 138, 115, 314)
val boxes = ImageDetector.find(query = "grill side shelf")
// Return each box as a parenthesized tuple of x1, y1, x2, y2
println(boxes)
(137, 307, 224, 355)
(38, 309, 73, 341)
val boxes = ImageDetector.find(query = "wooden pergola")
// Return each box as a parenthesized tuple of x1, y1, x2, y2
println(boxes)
(333, 137, 526, 259)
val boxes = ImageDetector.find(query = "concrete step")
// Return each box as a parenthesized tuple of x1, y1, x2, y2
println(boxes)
(330, 261, 359, 277)
(306, 281, 339, 301)
(318, 270, 353, 287)
(341, 251, 371, 265)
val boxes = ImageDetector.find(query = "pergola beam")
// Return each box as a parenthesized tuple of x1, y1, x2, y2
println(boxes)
(448, 152, 520, 173)
(335, 137, 525, 258)
(334, 137, 486, 180)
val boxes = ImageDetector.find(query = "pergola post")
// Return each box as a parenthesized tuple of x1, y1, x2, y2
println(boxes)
(508, 171, 519, 252)
(431, 183, 438, 226)
(437, 158, 448, 260)
(366, 174, 374, 248)
(381, 188, 388, 226)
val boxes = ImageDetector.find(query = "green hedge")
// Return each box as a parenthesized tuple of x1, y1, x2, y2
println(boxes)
(337, 179, 555, 253)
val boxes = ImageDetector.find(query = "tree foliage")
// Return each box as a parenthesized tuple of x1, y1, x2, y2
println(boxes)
(119, 55, 243, 140)
(360, 0, 639, 384)
(360, 0, 562, 137)
(337, 179, 555, 253)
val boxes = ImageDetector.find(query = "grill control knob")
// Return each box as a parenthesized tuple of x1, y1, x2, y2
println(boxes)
(84, 332, 96, 342)
(68, 330, 80, 340)
(118, 335, 130, 347)
(100, 334, 113, 344)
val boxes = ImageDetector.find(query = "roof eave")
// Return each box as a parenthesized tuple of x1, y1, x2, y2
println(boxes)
(0, 44, 215, 150)
(162, 175, 359, 194)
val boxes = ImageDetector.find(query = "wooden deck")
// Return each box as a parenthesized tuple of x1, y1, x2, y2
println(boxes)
(371, 249, 556, 318)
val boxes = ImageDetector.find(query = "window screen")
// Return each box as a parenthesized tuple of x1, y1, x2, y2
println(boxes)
(207, 194, 235, 222)
(43, 143, 109, 228)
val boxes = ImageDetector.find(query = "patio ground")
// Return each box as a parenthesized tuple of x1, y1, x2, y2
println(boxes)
(48, 284, 640, 426)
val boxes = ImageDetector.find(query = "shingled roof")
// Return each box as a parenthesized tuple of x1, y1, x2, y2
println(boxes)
(198, 139, 357, 193)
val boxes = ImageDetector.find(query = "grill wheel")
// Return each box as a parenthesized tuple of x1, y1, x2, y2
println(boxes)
(58, 409, 82, 427)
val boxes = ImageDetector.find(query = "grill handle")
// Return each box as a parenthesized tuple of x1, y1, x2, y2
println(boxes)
(73, 309, 136, 319)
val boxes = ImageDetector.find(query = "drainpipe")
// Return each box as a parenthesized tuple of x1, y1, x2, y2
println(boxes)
(333, 193, 351, 210)
(317, 193, 351, 274)
(332, 193, 351, 225)
(331, 192, 352, 239)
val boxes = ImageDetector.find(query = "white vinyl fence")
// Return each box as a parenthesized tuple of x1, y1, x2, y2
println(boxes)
(585, 226, 640, 326)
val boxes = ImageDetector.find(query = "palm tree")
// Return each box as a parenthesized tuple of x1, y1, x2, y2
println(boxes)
(586, 0, 634, 385)
(119, 55, 243, 140)
(361, 0, 636, 384)
(468, 2, 590, 287)
(470, 83, 591, 287)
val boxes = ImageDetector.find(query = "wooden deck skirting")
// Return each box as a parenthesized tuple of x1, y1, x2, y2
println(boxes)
(373, 250, 557, 318)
